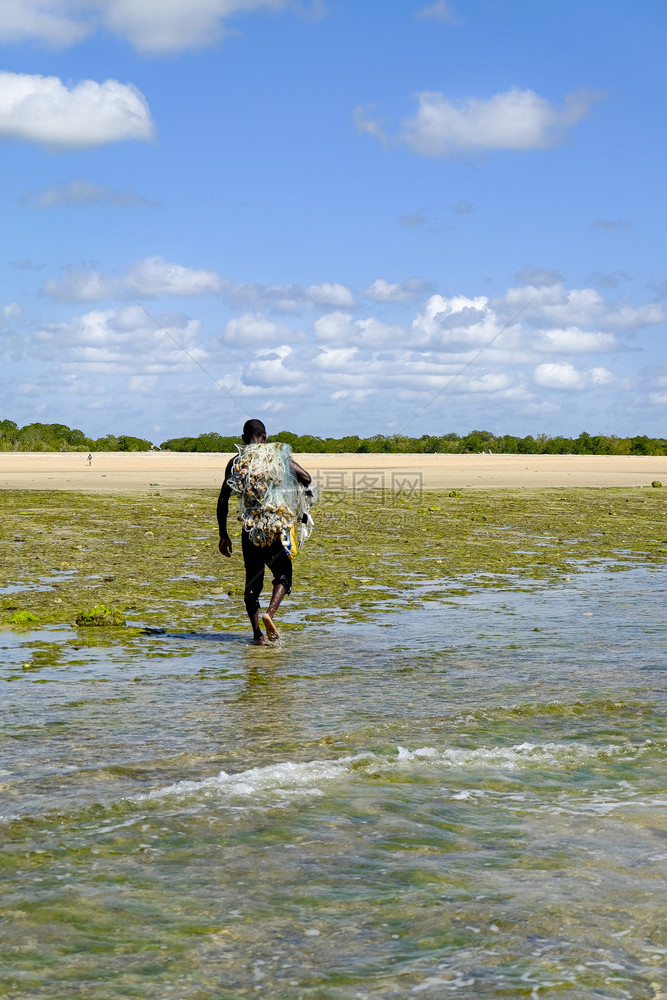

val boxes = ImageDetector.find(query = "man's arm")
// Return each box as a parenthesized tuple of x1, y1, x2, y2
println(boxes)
(217, 458, 234, 557)
(289, 457, 311, 486)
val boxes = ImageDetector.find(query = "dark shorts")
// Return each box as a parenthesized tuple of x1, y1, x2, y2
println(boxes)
(241, 530, 292, 616)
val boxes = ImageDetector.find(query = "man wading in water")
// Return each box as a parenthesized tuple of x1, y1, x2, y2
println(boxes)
(217, 419, 312, 645)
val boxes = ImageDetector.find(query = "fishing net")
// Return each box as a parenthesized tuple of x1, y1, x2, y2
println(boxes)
(227, 442, 317, 554)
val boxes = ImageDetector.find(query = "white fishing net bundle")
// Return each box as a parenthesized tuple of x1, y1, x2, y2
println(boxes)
(227, 442, 317, 550)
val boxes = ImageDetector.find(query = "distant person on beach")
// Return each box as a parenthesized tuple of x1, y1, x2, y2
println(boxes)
(217, 418, 312, 645)
(87, 454, 92, 466)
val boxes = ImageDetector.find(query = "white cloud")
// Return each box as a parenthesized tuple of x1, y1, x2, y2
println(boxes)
(591, 366, 615, 385)
(496, 283, 665, 333)
(21, 179, 159, 208)
(125, 257, 223, 298)
(305, 282, 356, 308)
(33, 306, 206, 373)
(221, 312, 298, 346)
(534, 362, 614, 391)
(42, 269, 119, 303)
(352, 104, 388, 145)
(365, 278, 431, 303)
(313, 346, 359, 371)
(416, 2, 456, 22)
(243, 345, 307, 389)
(0, 0, 310, 54)
(15, 277, 662, 434)
(0, 0, 90, 47)
(540, 328, 618, 353)
(129, 374, 159, 393)
(357, 87, 598, 157)
(222, 279, 357, 313)
(223, 282, 304, 313)
(0, 71, 155, 148)
(42, 257, 223, 302)
(101, 0, 291, 54)
(313, 311, 354, 343)
(534, 363, 586, 390)
(2, 303, 23, 325)
(412, 293, 496, 347)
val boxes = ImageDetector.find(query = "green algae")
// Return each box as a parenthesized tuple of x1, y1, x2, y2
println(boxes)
(0, 486, 665, 632)
(8, 610, 39, 625)
(75, 604, 126, 627)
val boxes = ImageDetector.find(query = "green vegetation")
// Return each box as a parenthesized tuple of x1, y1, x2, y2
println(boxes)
(167, 428, 667, 455)
(3, 419, 667, 455)
(74, 604, 126, 626)
(0, 420, 152, 453)
(1, 487, 665, 633)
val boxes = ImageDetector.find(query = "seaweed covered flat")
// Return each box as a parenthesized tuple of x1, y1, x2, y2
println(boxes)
(1, 486, 665, 633)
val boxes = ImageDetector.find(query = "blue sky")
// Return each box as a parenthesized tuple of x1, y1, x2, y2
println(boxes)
(1, 0, 666, 443)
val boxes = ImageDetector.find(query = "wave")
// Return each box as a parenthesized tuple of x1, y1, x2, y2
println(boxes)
(134, 739, 659, 810)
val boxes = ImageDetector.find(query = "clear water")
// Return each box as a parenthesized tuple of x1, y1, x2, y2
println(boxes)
(1, 569, 666, 999)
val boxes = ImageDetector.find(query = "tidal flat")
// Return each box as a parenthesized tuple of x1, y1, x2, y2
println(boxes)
(1, 486, 666, 633)
(1, 487, 666, 999)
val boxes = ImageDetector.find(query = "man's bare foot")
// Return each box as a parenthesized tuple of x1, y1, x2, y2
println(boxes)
(261, 612, 280, 641)
(252, 633, 267, 645)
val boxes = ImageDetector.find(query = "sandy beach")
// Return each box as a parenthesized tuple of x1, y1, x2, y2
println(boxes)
(1, 451, 666, 492)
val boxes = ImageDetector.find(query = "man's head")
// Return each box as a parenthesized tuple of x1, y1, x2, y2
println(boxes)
(242, 418, 266, 444)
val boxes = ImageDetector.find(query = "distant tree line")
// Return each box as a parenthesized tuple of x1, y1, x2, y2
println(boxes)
(2, 420, 666, 455)
(163, 428, 667, 455)
(0, 420, 153, 452)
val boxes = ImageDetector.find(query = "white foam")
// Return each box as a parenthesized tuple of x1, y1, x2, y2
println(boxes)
(135, 740, 652, 811)
(395, 741, 639, 770)
(137, 753, 374, 807)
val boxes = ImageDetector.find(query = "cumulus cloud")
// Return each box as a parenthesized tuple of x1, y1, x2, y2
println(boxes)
(0, 0, 90, 47)
(243, 345, 308, 390)
(222, 280, 356, 313)
(0, 0, 313, 54)
(2, 303, 24, 325)
(495, 283, 665, 333)
(365, 278, 432, 303)
(33, 306, 205, 373)
(41, 258, 224, 302)
(305, 283, 356, 308)
(40, 261, 357, 308)
(125, 257, 223, 298)
(15, 276, 663, 432)
(412, 293, 496, 347)
(357, 87, 598, 157)
(0, 71, 155, 148)
(534, 362, 614, 390)
(221, 312, 299, 347)
(539, 328, 618, 353)
(42, 268, 119, 303)
(100, 0, 297, 54)
(21, 179, 159, 208)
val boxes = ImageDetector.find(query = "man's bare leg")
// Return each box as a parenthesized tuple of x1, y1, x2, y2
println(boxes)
(249, 607, 266, 645)
(262, 583, 286, 641)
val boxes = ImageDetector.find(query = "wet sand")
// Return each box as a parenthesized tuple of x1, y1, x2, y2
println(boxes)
(1, 451, 666, 492)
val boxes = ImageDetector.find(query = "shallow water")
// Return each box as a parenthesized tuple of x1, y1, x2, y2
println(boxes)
(1, 568, 666, 999)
